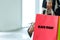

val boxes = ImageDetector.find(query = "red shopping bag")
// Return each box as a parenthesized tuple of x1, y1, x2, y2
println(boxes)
(33, 14, 58, 40)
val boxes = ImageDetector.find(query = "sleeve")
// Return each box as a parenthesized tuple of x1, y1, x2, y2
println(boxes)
(52, 0, 56, 11)
(57, 0, 60, 7)
(42, 0, 46, 8)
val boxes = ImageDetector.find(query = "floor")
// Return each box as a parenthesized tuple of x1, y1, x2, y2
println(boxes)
(0, 28, 31, 40)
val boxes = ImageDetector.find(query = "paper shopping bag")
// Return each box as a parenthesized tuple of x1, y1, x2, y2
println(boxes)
(33, 14, 58, 40)
(58, 16, 60, 40)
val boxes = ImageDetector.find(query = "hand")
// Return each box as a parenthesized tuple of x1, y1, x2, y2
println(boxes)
(28, 22, 34, 37)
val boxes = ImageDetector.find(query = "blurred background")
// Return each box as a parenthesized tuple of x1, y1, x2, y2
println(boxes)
(0, 0, 43, 40)
(22, 0, 43, 40)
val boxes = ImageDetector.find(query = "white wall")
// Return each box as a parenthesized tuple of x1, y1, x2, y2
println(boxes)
(22, 0, 43, 27)
(36, 0, 43, 14)
(22, 0, 35, 27)
(0, 0, 22, 31)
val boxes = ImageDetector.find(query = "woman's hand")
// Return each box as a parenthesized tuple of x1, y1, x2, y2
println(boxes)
(28, 22, 34, 37)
